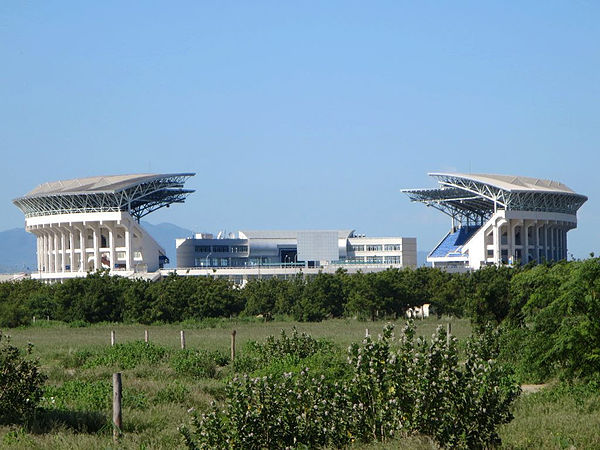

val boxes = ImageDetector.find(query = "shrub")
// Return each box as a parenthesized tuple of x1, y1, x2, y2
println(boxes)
(171, 349, 225, 379)
(0, 333, 47, 424)
(182, 323, 520, 449)
(40, 379, 147, 411)
(233, 327, 333, 373)
(83, 341, 168, 369)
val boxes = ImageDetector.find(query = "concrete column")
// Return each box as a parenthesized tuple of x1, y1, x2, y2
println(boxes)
(108, 223, 116, 272)
(79, 226, 86, 271)
(548, 226, 553, 261)
(492, 220, 500, 264)
(125, 225, 133, 270)
(60, 229, 66, 272)
(41, 231, 47, 273)
(69, 227, 75, 272)
(523, 222, 529, 264)
(52, 231, 58, 273)
(507, 222, 514, 265)
(91, 225, 100, 271)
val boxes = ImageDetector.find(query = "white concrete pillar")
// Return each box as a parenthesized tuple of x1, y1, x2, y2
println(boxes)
(108, 223, 116, 272)
(52, 231, 59, 273)
(69, 227, 75, 272)
(507, 221, 514, 265)
(79, 226, 86, 271)
(92, 225, 100, 271)
(125, 225, 133, 270)
(492, 220, 500, 264)
(522, 222, 529, 264)
(60, 229, 66, 272)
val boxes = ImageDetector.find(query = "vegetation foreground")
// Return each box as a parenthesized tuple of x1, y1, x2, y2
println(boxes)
(1, 318, 599, 449)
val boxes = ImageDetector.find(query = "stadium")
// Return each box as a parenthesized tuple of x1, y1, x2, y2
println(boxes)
(13, 173, 417, 282)
(13, 173, 195, 280)
(402, 172, 587, 271)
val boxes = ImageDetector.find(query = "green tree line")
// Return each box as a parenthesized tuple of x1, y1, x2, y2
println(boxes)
(2, 260, 599, 382)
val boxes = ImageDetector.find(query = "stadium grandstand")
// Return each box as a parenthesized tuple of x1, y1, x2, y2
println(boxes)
(402, 172, 587, 271)
(13, 173, 194, 281)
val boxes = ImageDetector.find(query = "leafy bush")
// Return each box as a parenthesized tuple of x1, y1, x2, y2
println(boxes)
(83, 341, 168, 369)
(155, 382, 191, 404)
(182, 323, 520, 449)
(40, 379, 147, 411)
(233, 327, 333, 373)
(171, 349, 226, 379)
(0, 333, 47, 424)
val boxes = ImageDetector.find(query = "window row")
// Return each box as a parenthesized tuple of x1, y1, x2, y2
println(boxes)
(194, 245, 248, 253)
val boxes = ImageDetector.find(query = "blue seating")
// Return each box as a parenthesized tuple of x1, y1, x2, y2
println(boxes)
(430, 226, 480, 258)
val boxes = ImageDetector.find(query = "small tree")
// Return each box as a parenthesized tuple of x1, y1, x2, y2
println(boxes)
(0, 332, 47, 424)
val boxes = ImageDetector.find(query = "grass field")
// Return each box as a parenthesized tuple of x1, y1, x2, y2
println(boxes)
(1, 317, 599, 449)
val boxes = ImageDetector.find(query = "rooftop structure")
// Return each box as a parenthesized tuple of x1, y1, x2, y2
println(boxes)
(13, 173, 195, 280)
(403, 172, 587, 271)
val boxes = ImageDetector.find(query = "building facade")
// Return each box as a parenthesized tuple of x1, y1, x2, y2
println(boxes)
(403, 172, 587, 271)
(175, 230, 416, 279)
(13, 173, 194, 281)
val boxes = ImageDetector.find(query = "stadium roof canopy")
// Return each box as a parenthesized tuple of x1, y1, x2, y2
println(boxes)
(13, 173, 195, 220)
(402, 172, 587, 224)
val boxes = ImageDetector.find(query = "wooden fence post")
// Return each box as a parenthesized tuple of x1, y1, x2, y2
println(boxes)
(111, 330, 116, 346)
(446, 322, 452, 347)
(231, 330, 237, 362)
(32, 316, 36, 324)
(365, 328, 369, 338)
(113, 372, 122, 441)
(180, 330, 186, 350)
(144, 329, 149, 343)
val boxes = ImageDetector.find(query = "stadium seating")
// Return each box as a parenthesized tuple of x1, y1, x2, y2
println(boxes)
(429, 226, 480, 258)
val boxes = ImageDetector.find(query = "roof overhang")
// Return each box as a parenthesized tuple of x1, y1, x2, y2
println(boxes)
(13, 173, 195, 221)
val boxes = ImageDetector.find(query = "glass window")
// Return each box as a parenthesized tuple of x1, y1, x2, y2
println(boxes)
(384, 256, 401, 264)
(366, 245, 383, 252)
(213, 245, 229, 253)
(366, 256, 383, 263)
(384, 244, 401, 251)
(350, 244, 365, 252)
(195, 245, 211, 253)
(231, 245, 248, 253)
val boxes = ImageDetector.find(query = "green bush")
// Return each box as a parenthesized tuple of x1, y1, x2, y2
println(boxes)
(182, 323, 520, 449)
(83, 341, 169, 369)
(233, 327, 333, 373)
(0, 333, 47, 424)
(155, 382, 191, 404)
(40, 379, 147, 411)
(171, 349, 228, 379)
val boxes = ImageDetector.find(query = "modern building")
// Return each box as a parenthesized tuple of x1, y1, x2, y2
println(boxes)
(13, 173, 194, 281)
(174, 230, 417, 280)
(403, 172, 587, 271)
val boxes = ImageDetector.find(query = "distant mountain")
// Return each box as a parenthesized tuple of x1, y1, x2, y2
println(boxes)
(0, 223, 194, 273)
(0, 228, 37, 273)
(140, 222, 194, 267)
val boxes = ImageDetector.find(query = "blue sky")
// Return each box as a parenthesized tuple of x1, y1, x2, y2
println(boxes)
(1, 1, 598, 258)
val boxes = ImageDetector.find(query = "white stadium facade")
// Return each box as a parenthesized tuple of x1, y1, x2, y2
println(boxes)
(12, 173, 417, 282)
(13, 174, 195, 281)
(403, 172, 587, 271)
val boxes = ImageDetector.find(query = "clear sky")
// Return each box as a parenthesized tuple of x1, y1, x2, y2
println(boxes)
(1, 1, 598, 258)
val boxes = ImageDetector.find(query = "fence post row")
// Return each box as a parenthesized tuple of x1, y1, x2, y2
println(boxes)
(113, 372, 122, 441)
